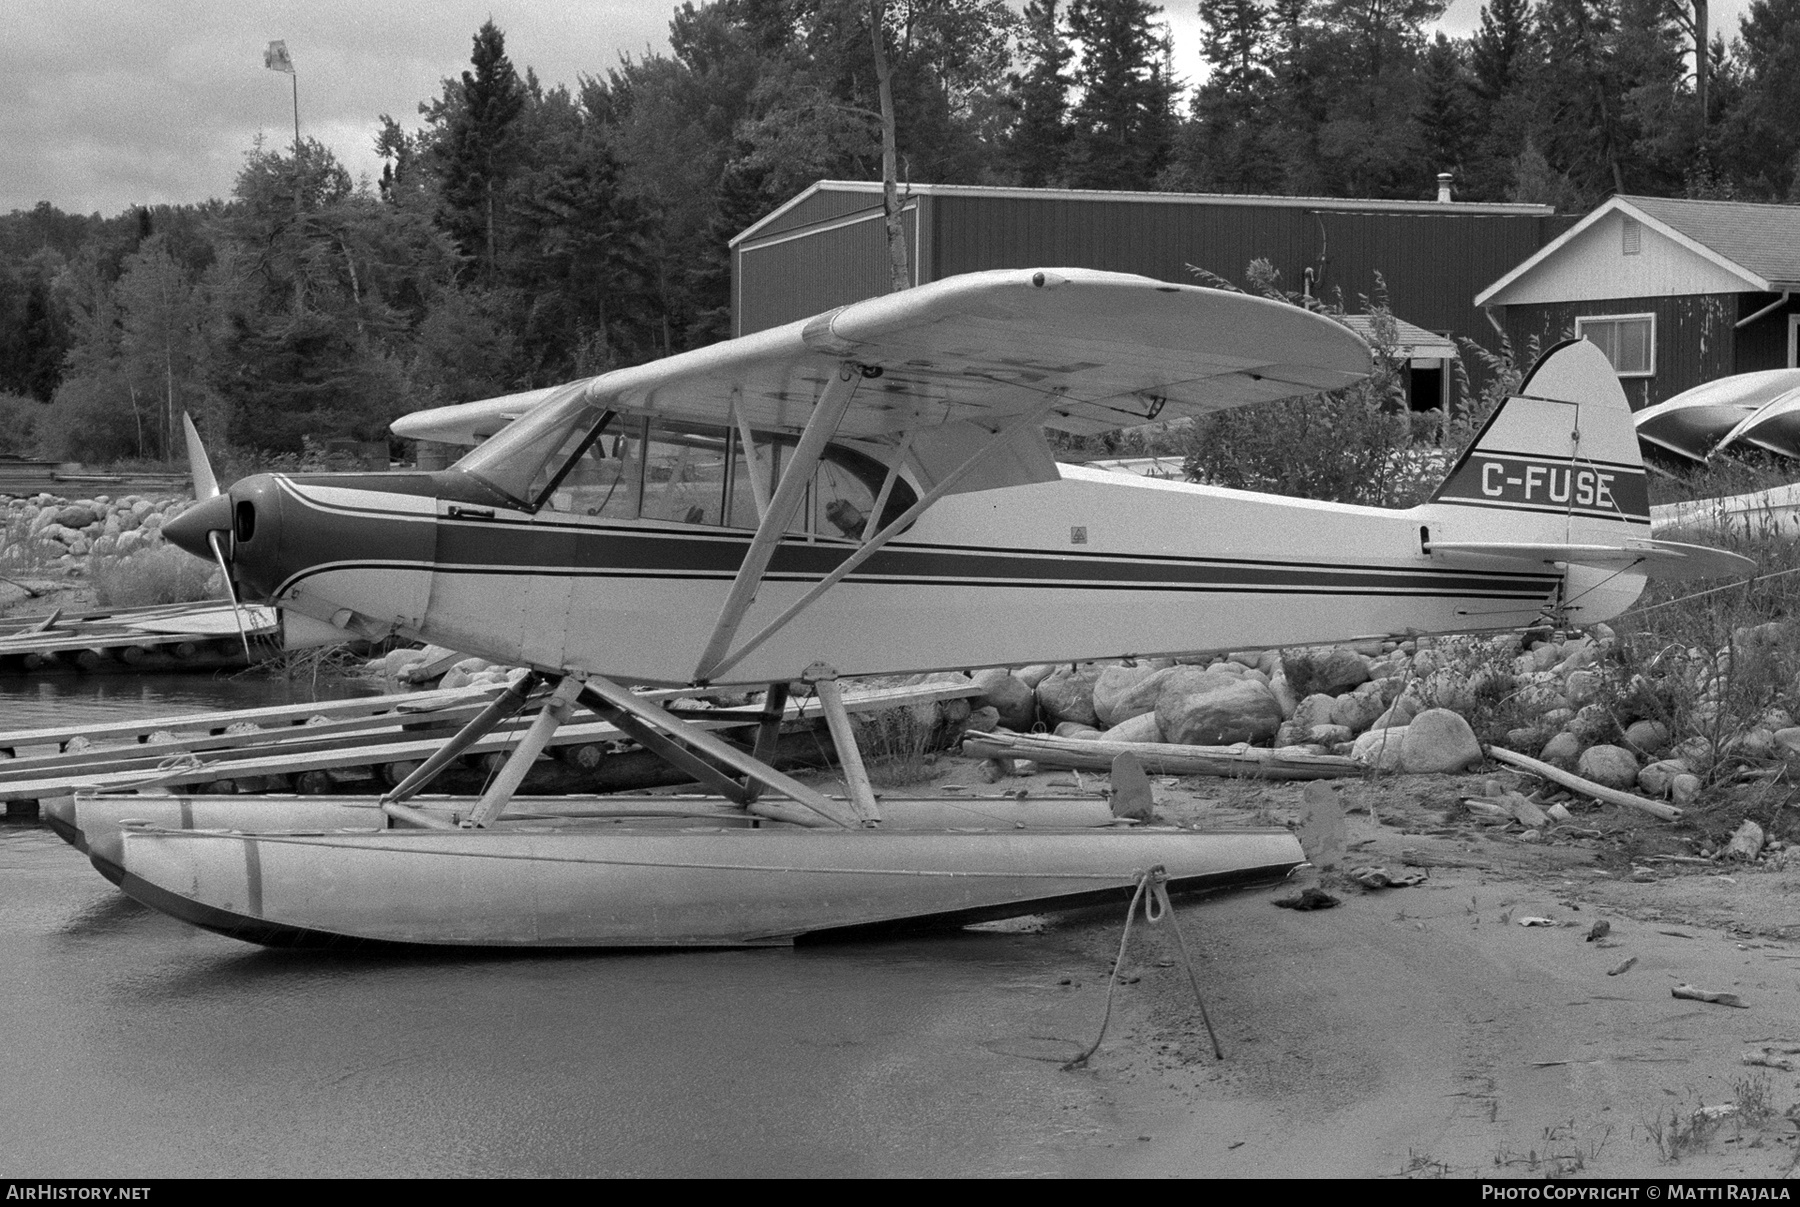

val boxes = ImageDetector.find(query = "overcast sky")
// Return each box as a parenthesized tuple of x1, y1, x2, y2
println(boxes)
(2, 0, 1752, 218)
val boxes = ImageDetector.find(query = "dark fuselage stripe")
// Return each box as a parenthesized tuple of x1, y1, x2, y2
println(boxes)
(265, 482, 1562, 603)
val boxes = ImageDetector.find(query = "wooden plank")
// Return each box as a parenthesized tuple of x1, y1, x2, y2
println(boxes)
(0, 680, 975, 800)
(0, 625, 278, 656)
(0, 684, 502, 749)
(0, 700, 501, 782)
(0, 678, 968, 752)
(961, 731, 1360, 780)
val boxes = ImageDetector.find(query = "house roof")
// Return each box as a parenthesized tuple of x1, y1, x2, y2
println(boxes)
(1475, 195, 1800, 306)
(1336, 314, 1459, 360)
(1628, 196, 1800, 288)
(733, 180, 1554, 248)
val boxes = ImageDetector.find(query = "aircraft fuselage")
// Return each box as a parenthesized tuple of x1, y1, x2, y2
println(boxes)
(169, 462, 1623, 687)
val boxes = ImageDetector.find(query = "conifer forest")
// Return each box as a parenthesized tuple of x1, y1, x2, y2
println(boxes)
(2, 0, 1796, 462)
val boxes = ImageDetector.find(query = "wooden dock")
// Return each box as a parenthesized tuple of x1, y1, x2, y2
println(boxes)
(1, 678, 982, 815)
(0, 601, 279, 674)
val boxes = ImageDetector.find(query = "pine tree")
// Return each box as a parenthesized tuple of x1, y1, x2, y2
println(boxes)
(1413, 33, 1479, 185)
(428, 21, 528, 276)
(1008, 0, 1073, 186)
(1179, 0, 1282, 193)
(1199, 0, 1271, 95)
(1471, 0, 1534, 99)
(1064, 0, 1180, 189)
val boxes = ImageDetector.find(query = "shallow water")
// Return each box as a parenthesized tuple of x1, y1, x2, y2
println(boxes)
(0, 827, 1136, 1177)
(0, 672, 1151, 1176)
(0, 671, 374, 733)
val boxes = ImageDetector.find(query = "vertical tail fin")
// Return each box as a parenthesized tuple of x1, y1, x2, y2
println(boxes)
(1429, 338, 1650, 532)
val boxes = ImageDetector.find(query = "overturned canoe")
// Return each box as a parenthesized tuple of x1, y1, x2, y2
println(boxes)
(115, 823, 1303, 948)
(1635, 370, 1800, 461)
(1716, 386, 1800, 460)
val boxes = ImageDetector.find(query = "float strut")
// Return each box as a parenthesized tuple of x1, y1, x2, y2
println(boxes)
(743, 681, 789, 804)
(463, 675, 586, 829)
(809, 670, 880, 825)
(379, 671, 544, 809)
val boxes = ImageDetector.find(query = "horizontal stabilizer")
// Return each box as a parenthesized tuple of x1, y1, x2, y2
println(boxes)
(1429, 539, 1755, 580)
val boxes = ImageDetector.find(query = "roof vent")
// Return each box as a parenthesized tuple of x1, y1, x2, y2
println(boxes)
(1622, 215, 1642, 255)
(1436, 173, 1453, 204)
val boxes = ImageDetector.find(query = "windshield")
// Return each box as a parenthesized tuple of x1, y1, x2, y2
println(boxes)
(450, 383, 606, 509)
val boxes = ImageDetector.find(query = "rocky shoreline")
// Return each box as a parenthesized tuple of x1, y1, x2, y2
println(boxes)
(957, 625, 1792, 838)
(2, 490, 192, 574)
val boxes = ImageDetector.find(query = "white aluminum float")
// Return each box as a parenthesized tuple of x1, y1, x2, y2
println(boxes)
(112, 821, 1305, 948)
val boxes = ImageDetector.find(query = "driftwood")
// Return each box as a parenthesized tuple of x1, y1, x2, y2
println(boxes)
(961, 731, 1359, 780)
(1487, 746, 1682, 822)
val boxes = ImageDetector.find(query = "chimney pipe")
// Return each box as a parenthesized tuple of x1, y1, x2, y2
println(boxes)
(1436, 173, 1453, 204)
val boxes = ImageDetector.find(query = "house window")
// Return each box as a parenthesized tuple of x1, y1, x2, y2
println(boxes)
(1575, 313, 1655, 377)
(1621, 216, 1642, 256)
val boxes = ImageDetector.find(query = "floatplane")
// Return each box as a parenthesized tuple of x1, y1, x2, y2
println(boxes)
(61, 267, 1750, 948)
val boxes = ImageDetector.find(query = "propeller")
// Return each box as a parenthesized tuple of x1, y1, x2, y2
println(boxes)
(182, 412, 219, 501)
(178, 412, 252, 662)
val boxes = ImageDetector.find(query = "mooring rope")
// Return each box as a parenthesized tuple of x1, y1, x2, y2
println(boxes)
(106, 751, 208, 792)
(1064, 864, 1224, 1071)
(1618, 562, 1800, 619)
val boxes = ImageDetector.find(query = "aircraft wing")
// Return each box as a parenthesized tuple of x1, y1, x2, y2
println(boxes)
(393, 268, 1372, 447)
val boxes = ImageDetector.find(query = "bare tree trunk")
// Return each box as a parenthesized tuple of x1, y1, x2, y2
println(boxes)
(870, 0, 910, 293)
(1695, 0, 1709, 122)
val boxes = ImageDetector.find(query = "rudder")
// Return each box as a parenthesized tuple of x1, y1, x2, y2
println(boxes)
(1429, 338, 1650, 532)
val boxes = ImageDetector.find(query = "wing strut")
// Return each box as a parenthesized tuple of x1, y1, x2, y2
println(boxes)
(730, 388, 772, 522)
(696, 395, 1063, 684)
(863, 434, 912, 547)
(693, 364, 863, 682)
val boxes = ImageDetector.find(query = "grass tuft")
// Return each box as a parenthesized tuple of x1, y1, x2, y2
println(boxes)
(89, 546, 221, 607)
(855, 702, 949, 789)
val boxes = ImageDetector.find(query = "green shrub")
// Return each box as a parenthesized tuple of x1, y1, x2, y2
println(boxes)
(1180, 266, 1435, 508)
(89, 546, 221, 607)
(0, 394, 47, 456)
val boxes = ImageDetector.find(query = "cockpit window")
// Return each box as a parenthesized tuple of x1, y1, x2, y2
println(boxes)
(456, 405, 916, 534)
(450, 384, 608, 509)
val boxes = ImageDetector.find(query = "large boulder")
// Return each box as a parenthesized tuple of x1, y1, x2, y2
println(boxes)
(54, 504, 98, 529)
(1539, 731, 1582, 768)
(1577, 744, 1639, 790)
(972, 668, 1036, 731)
(1350, 727, 1405, 771)
(1329, 690, 1386, 733)
(1283, 646, 1371, 697)
(1290, 692, 1338, 732)
(1153, 674, 1282, 746)
(1092, 663, 1177, 727)
(1399, 708, 1483, 774)
(1036, 665, 1102, 728)
(1102, 712, 1163, 743)
(1622, 719, 1670, 755)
